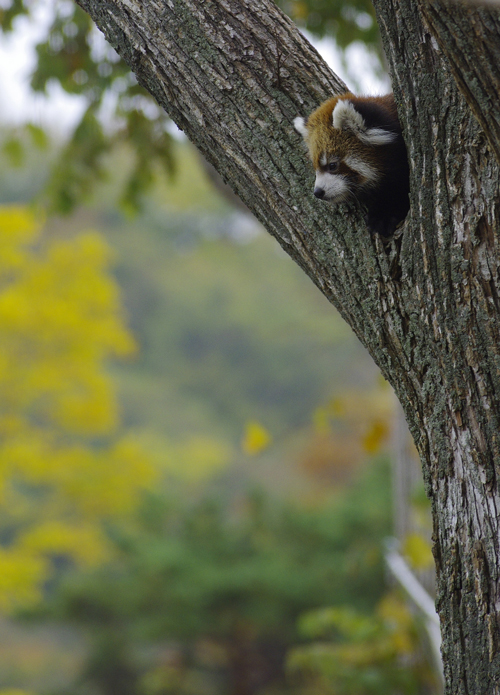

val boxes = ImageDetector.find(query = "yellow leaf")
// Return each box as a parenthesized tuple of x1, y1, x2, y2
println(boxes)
(242, 421, 272, 455)
(312, 406, 330, 434)
(362, 419, 389, 454)
(291, 1, 309, 20)
(403, 533, 434, 570)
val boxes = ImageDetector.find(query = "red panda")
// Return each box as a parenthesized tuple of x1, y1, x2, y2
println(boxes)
(294, 93, 410, 238)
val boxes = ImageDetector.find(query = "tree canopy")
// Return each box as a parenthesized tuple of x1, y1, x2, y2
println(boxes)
(0, 205, 155, 611)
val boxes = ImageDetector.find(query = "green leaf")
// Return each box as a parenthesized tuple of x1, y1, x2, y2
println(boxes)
(26, 123, 49, 150)
(3, 137, 24, 167)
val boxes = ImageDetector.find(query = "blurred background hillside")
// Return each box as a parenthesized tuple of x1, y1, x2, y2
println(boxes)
(0, 1, 437, 694)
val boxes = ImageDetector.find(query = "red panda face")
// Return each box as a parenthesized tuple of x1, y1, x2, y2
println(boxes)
(294, 94, 397, 204)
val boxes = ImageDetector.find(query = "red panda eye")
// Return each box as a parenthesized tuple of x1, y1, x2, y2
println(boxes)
(328, 161, 339, 173)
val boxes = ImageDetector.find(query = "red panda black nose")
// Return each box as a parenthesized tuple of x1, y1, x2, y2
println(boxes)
(314, 187, 325, 199)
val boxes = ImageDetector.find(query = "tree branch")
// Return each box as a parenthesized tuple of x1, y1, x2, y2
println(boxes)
(74, 0, 408, 387)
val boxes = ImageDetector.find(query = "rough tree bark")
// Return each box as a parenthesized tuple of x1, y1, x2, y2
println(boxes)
(74, 0, 500, 692)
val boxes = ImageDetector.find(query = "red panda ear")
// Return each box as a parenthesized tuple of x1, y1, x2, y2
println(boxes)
(294, 116, 308, 140)
(332, 100, 365, 133)
(332, 99, 397, 145)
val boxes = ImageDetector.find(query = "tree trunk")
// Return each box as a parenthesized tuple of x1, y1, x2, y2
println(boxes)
(74, 0, 500, 691)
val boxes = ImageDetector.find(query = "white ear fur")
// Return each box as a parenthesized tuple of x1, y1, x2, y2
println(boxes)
(332, 100, 365, 132)
(361, 128, 398, 145)
(332, 99, 397, 146)
(294, 116, 308, 139)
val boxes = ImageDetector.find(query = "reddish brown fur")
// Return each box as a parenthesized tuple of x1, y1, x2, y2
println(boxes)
(303, 93, 397, 174)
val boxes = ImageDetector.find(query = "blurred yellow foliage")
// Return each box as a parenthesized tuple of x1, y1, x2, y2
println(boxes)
(0, 206, 155, 612)
(0, 216, 135, 435)
(314, 390, 393, 439)
(376, 593, 415, 655)
(362, 419, 390, 454)
(403, 532, 434, 571)
(0, 547, 47, 612)
(19, 521, 109, 566)
(290, 1, 309, 20)
(306, 388, 393, 482)
(242, 421, 272, 455)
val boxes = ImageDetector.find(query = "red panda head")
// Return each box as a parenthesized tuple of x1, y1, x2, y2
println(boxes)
(294, 94, 398, 204)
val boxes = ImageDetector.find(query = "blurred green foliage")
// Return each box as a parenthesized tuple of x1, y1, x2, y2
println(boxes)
(0, 0, 382, 213)
(1, 0, 175, 213)
(110, 219, 361, 442)
(276, 0, 379, 46)
(289, 596, 436, 694)
(45, 459, 392, 695)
